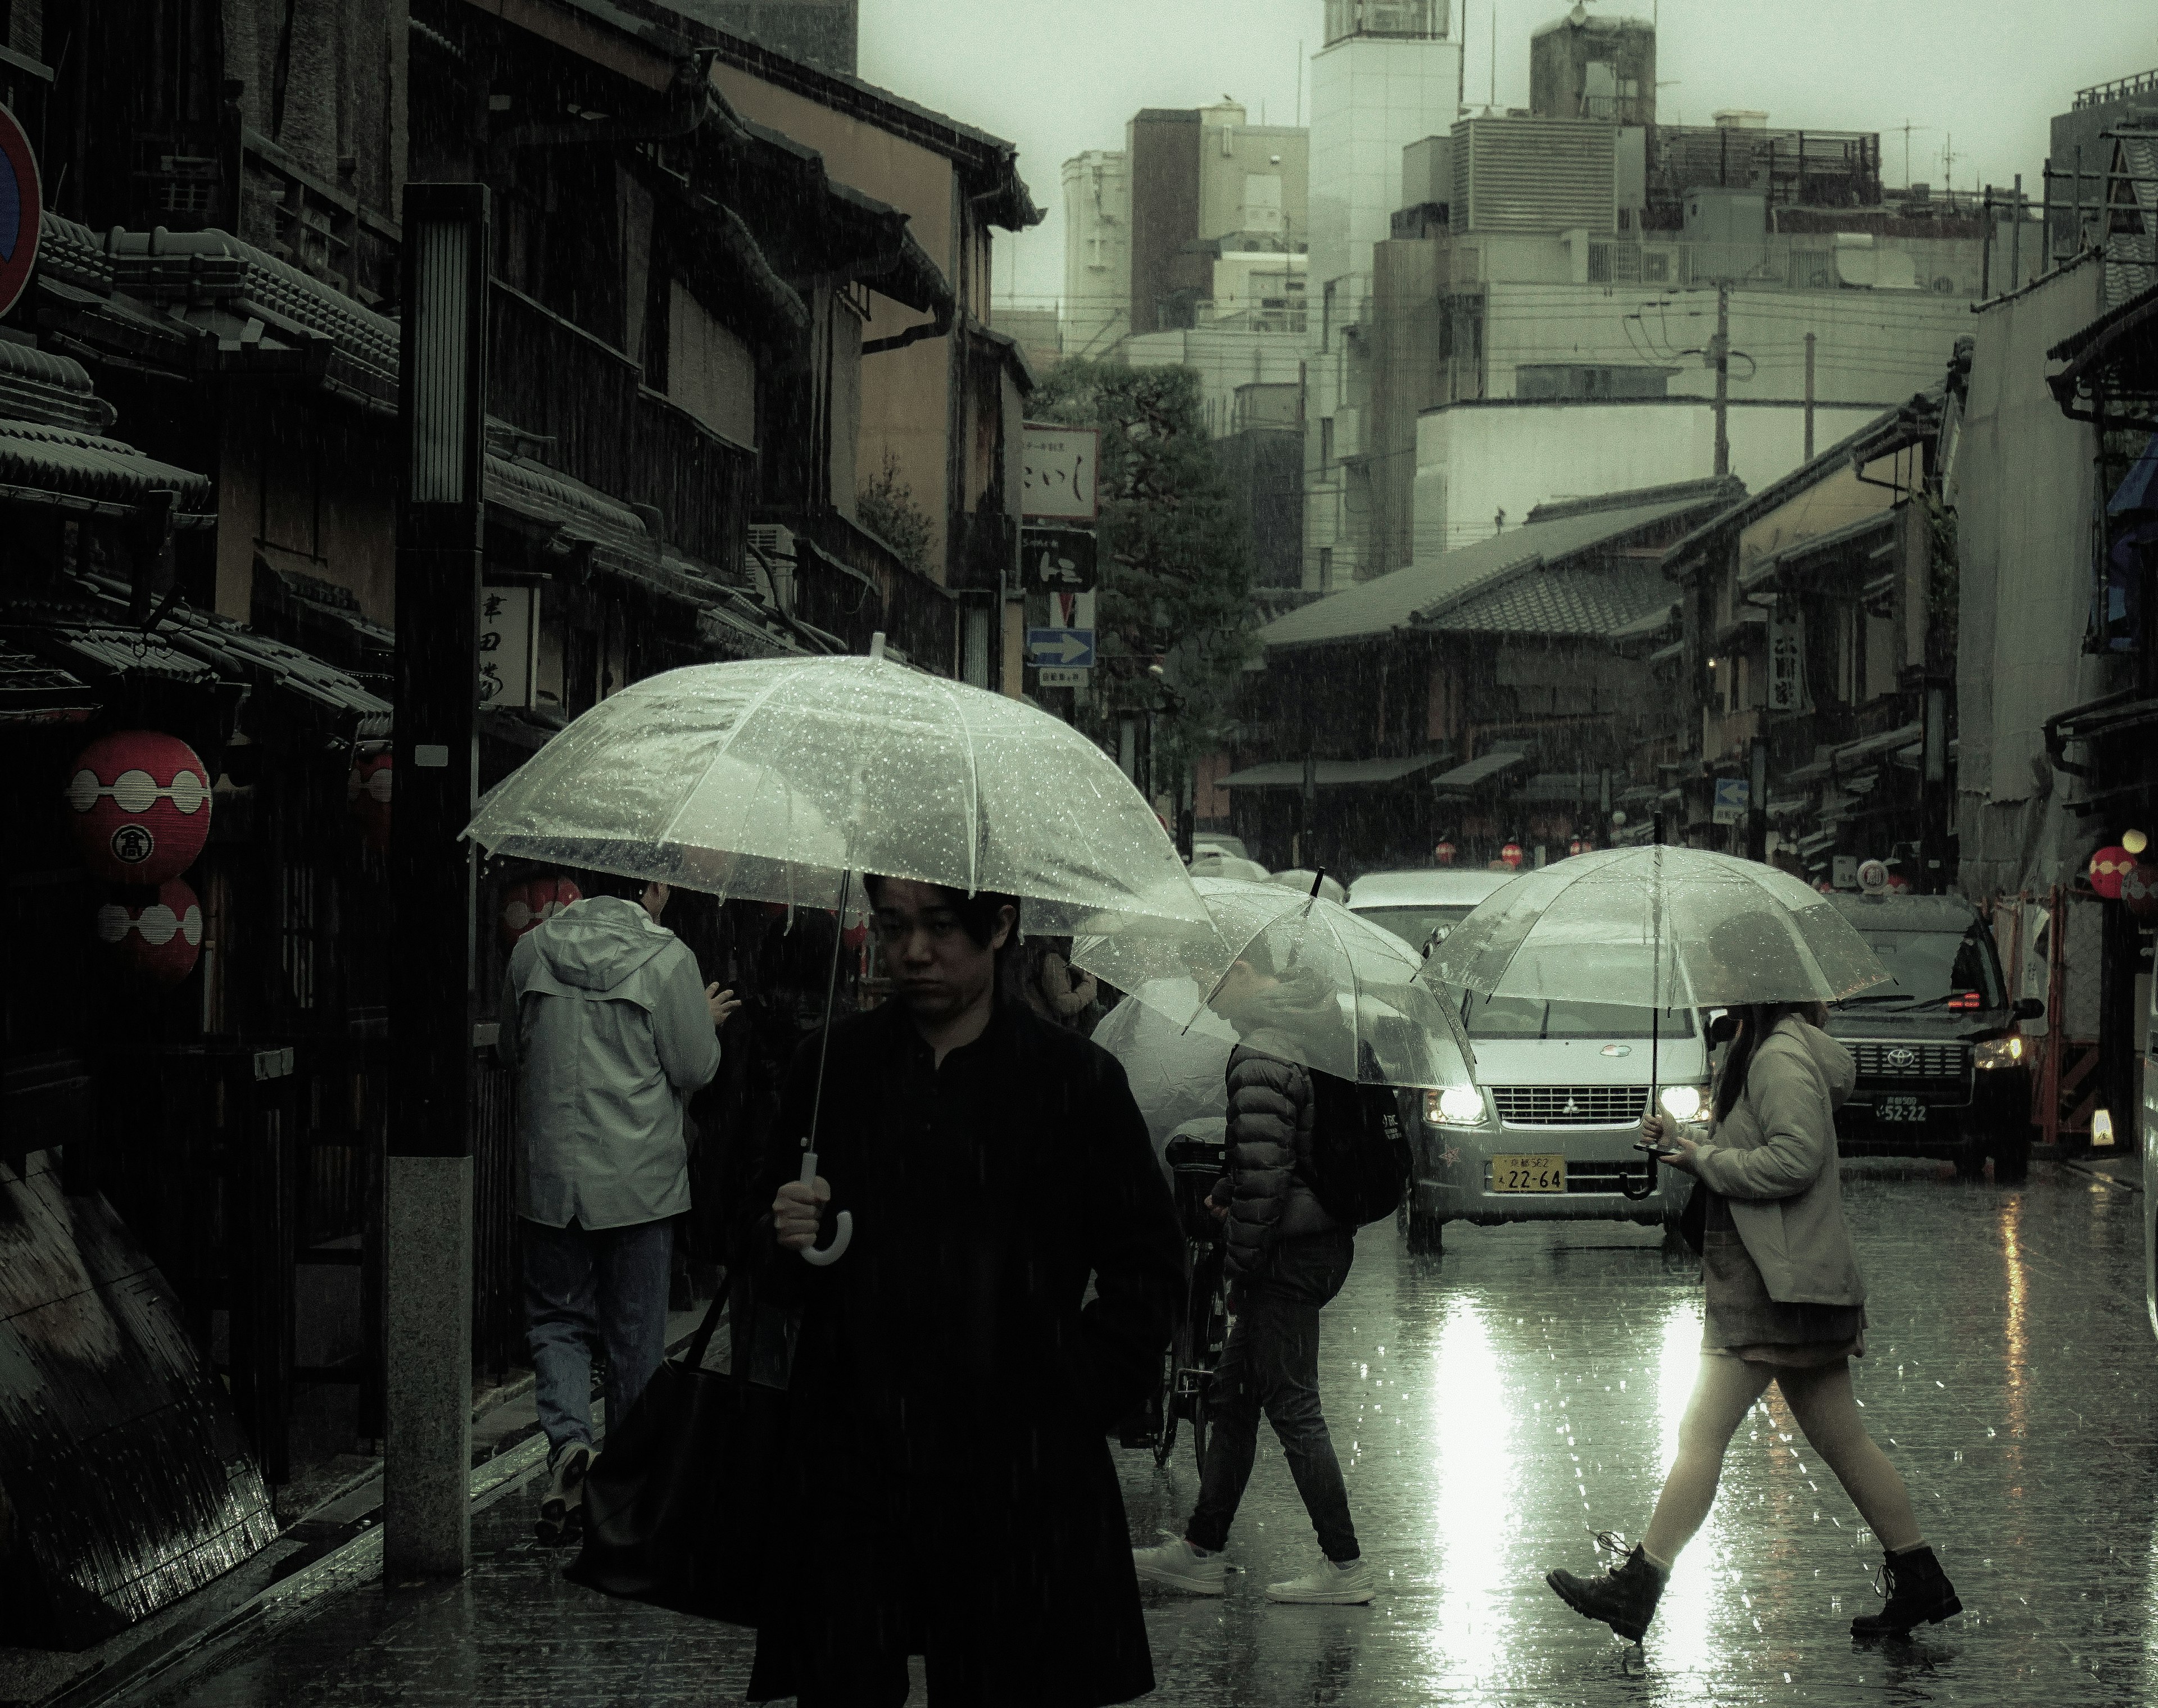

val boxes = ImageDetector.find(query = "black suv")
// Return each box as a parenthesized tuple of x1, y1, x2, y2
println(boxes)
(1822, 894, 2043, 1182)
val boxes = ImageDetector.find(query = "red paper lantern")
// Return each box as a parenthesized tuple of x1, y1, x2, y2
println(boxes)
(348, 751, 393, 851)
(1433, 840, 1457, 866)
(1884, 870, 1914, 893)
(1568, 837, 1595, 857)
(2089, 844, 2135, 900)
(64, 731, 211, 883)
(96, 879, 203, 986)
(1499, 841, 1525, 870)
(2123, 863, 2158, 921)
(498, 875, 583, 948)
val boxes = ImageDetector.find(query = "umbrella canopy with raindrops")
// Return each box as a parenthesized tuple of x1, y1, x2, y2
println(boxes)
(1072, 876, 1476, 1091)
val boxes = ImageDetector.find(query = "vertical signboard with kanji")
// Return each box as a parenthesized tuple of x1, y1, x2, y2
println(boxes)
(1021, 425, 1100, 523)
(1767, 609, 1807, 714)
(477, 586, 536, 708)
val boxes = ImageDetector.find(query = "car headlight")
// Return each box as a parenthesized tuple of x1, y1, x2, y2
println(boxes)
(1658, 1084, 1705, 1122)
(1975, 1034, 2026, 1070)
(1425, 1085, 1487, 1127)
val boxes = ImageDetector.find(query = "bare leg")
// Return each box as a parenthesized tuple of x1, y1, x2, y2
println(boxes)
(1775, 1361, 1924, 1551)
(1641, 1355, 1776, 1565)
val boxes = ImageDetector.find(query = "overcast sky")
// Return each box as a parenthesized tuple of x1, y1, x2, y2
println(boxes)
(859, 0, 2158, 305)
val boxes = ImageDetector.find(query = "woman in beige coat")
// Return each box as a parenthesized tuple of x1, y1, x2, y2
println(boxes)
(1544, 1001, 1961, 1645)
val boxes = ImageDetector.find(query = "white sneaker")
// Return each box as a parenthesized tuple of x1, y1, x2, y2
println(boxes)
(534, 1441, 592, 1547)
(1132, 1535, 1227, 1595)
(1264, 1555, 1376, 1605)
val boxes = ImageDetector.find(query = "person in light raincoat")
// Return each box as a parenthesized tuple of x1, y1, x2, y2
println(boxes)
(498, 871, 737, 1544)
(1545, 1000, 1962, 1646)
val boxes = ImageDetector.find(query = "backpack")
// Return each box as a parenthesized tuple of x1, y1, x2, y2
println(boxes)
(1302, 1072, 1412, 1228)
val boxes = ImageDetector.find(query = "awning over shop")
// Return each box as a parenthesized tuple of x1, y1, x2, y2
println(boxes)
(0, 645, 97, 723)
(1220, 752, 1444, 790)
(0, 420, 215, 520)
(1429, 747, 1530, 794)
(484, 450, 654, 579)
(1835, 721, 1924, 767)
(12, 624, 224, 687)
(1509, 771, 1601, 805)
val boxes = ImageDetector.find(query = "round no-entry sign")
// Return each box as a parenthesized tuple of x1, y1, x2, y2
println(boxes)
(0, 103, 42, 322)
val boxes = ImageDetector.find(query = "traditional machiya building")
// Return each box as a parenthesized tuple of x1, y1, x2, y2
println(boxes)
(1231, 476, 1737, 876)
(0, 0, 1036, 1641)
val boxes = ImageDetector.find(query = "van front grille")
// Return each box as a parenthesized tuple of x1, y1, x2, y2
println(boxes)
(1491, 1085, 1648, 1126)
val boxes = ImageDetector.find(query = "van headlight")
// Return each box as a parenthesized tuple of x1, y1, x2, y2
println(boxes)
(1658, 1085, 1706, 1122)
(1975, 1034, 2025, 1070)
(1425, 1085, 1487, 1128)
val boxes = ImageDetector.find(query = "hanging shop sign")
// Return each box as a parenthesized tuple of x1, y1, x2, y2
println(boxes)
(0, 103, 43, 321)
(64, 732, 212, 883)
(1020, 528, 1098, 592)
(1020, 426, 1100, 521)
(1766, 608, 1807, 714)
(478, 585, 537, 708)
(348, 748, 392, 851)
(97, 878, 203, 987)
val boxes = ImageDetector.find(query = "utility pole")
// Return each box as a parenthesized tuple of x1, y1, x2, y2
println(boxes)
(1711, 282, 1731, 478)
(386, 184, 489, 1578)
(1803, 331, 1816, 461)
(2011, 171, 2023, 292)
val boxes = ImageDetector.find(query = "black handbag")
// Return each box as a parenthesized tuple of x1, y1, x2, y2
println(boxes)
(1676, 1179, 1706, 1255)
(564, 1269, 785, 1625)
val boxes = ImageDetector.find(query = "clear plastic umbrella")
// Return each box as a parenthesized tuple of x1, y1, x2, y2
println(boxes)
(1091, 979, 1237, 1159)
(469, 640, 1211, 1265)
(1423, 844, 1888, 1095)
(466, 647, 1209, 939)
(1072, 876, 1476, 1089)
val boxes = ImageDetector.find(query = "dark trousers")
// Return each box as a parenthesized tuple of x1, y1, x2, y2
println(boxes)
(1186, 1226, 1358, 1563)
(522, 1215, 673, 1455)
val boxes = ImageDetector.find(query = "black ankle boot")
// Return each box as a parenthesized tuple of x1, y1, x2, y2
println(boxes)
(1546, 1540, 1667, 1642)
(1850, 1545, 1961, 1638)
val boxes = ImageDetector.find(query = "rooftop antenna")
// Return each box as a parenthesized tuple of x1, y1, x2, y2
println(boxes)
(1893, 118, 1937, 189)
(1296, 39, 1304, 128)
(1489, 1, 1497, 108)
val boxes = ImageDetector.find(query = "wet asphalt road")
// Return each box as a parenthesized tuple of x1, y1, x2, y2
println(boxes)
(138, 1158, 2155, 1707)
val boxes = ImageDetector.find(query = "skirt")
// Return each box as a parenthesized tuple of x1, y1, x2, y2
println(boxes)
(1699, 1194, 1866, 1367)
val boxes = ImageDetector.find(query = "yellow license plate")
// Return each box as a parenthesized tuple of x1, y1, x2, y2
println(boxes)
(1491, 1153, 1566, 1193)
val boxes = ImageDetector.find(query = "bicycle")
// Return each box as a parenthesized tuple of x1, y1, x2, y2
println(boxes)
(1148, 1123, 1232, 1474)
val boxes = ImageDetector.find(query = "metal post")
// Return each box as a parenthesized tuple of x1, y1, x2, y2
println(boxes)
(1980, 187, 1992, 301)
(2011, 172, 2023, 291)
(386, 183, 489, 1580)
(1712, 282, 1730, 478)
(1919, 679, 1948, 895)
(1803, 332, 1816, 462)
(1746, 735, 1769, 864)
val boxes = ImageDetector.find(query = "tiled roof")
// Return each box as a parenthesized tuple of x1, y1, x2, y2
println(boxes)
(1257, 480, 1738, 651)
(1417, 558, 1675, 639)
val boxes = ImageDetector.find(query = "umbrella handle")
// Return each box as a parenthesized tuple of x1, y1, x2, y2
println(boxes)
(797, 1148, 853, 1267)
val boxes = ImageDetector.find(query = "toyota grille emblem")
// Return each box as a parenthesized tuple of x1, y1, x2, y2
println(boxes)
(1885, 1047, 1918, 1070)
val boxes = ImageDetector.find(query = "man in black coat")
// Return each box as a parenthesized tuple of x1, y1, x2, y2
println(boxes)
(743, 874, 1182, 1708)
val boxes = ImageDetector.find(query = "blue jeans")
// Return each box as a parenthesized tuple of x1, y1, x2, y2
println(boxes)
(1186, 1227, 1359, 1562)
(522, 1216, 674, 1455)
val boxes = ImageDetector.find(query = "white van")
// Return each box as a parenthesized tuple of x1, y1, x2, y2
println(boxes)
(1400, 988, 1708, 1253)
(1345, 869, 1513, 955)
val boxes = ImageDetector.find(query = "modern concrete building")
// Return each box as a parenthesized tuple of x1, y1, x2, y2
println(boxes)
(1061, 149, 1132, 361)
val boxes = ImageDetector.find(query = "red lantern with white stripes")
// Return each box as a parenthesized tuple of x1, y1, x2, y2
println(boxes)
(498, 875, 583, 948)
(97, 879, 203, 986)
(1433, 840, 1457, 866)
(1499, 841, 1525, 870)
(64, 731, 212, 883)
(348, 750, 392, 852)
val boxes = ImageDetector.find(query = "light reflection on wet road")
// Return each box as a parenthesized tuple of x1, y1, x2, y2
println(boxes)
(146, 1160, 2154, 1706)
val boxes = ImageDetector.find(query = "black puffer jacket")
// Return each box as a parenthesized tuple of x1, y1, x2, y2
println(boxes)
(1216, 1027, 1342, 1280)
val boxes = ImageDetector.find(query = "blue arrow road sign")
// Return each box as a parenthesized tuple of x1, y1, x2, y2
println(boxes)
(1027, 628, 1095, 668)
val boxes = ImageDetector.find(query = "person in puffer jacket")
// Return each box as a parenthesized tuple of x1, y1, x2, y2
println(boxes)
(1131, 958, 1374, 1607)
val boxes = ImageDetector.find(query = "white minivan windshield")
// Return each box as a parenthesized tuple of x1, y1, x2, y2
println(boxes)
(1458, 992, 1697, 1040)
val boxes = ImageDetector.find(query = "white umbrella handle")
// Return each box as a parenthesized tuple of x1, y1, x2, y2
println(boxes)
(797, 1149, 853, 1266)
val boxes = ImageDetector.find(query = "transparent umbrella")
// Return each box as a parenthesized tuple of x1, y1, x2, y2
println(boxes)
(466, 646, 1209, 938)
(1091, 979, 1237, 1157)
(468, 640, 1211, 1265)
(1072, 876, 1476, 1089)
(1424, 844, 1888, 1092)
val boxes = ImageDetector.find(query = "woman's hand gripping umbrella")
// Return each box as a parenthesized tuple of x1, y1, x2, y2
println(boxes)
(468, 634, 1212, 1262)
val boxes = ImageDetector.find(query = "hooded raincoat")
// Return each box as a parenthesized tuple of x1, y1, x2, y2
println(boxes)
(1689, 1016, 1865, 1307)
(498, 896, 720, 1229)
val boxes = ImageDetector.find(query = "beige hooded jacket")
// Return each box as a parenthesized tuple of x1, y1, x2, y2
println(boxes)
(1688, 1015, 1865, 1307)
